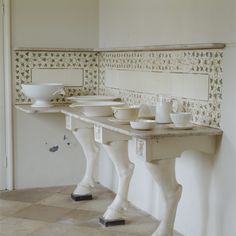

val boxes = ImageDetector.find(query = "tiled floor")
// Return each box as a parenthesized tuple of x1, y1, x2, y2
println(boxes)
(0, 185, 181, 236)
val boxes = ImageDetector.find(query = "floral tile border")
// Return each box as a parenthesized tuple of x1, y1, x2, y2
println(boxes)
(98, 50, 223, 128)
(14, 48, 223, 128)
(14, 50, 98, 104)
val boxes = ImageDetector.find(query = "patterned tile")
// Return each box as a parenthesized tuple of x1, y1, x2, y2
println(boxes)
(98, 49, 223, 128)
(14, 51, 98, 105)
(14, 48, 223, 128)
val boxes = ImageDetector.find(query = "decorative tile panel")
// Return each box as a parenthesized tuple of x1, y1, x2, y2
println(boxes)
(98, 50, 223, 128)
(14, 50, 98, 104)
(14, 48, 223, 128)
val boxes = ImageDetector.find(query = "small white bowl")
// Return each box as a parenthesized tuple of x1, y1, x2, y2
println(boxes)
(130, 119, 156, 130)
(170, 112, 192, 127)
(112, 106, 140, 120)
(21, 83, 64, 108)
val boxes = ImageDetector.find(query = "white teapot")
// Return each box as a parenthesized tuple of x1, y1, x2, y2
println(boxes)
(155, 95, 179, 124)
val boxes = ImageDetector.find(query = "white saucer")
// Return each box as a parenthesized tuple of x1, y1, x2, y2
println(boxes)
(168, 124, 194, 130)
(108, 118, 131, 125)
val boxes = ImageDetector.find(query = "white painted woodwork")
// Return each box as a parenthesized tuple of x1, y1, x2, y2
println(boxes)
(102, 140, 134, 220)
(65, 115, 99, 196)
(146, 158, 182, 236)
(32, 68, 84, 87)
(3, 0, 13, 190)
(134, 135, 217, 162)
(65, 114, 93, 131)
(72, 127, 99, 195)
(0, 0, 6, 190)
(94, 125, 131, 144)
(105, 69, 209, 101)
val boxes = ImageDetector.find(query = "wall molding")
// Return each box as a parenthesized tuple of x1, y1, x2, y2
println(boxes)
(14, 43, 226, 53)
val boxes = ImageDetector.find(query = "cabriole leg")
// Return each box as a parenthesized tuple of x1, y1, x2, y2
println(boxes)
(72, 128, 99, 201)
(146, 158, 182, 236)
(100, 140, 134, 226)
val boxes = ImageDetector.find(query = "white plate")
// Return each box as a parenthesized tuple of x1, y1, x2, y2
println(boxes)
(108, 118, 131, 125)
(69, 101, 124, 108)
(67, 95, 120, 102)
(168, 124, 194, 130)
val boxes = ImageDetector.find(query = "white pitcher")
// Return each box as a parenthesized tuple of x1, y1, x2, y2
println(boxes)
(155, 96, 177, 123)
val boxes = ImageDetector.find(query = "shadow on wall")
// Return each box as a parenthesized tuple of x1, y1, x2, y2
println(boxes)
(210, 134, 236, 236)
(176, 150, 213, 236)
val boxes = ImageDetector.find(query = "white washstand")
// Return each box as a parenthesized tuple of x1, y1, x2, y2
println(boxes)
(62, 107, 222, 236)
(65, 97, 124, 201)
(65, 110, 135, 226)
(66, 115, 99, 201)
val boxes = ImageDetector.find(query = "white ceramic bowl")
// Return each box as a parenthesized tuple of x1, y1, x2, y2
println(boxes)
(170, 112, 192, 127)
(130, 119, 156, 130)
(70, 101, 125, 117)
(112, 106, 140, 120)
(21, 83, 64, 108)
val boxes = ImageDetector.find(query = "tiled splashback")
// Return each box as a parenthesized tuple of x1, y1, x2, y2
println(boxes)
(14, 48, 223, 128)
(14, 50, 98, 104)
(99, 50, 223, 127)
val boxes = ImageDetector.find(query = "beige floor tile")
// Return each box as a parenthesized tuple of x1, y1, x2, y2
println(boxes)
(101, 215, 159, 235)
(93, 191, 115, 200)
(0, 189, 54, 203)
(13, 204, 72, 223)
(0, 199, 31, 216)
(0, 215, 5, 221)
(0, 217, 47, 236)
(29, 222, 139, 236)
(75, 197, 113, 213)
(32, 185, 67, 193)
(38, 193, 81, 209)
(58, 185, 76, 195)
(58, 209, 101, 226)
(92, 184, 113, 195)
(59, 184, 111, 196)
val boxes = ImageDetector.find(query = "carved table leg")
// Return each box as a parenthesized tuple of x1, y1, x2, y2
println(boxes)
(71, 128, 99, 201)
(146, 158, 182, 236)
(100, 140, 134, 226)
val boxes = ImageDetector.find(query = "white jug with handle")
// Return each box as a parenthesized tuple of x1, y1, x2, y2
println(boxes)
(155, 95, 178, 123)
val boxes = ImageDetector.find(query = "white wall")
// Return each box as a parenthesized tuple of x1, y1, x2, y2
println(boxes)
(12, 0, 99, 48)
(11, 0, 99, 188)
(14, 111, 86, 189)
(99, 0, 236, 48)
(98, 1, 236, 236)
(207, 44, 236, 236)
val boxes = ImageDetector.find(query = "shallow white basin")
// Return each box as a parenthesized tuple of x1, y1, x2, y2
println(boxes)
(67, 95, 120, 102)
(70, 101, 125, 117)
(21, 83, 64, 108)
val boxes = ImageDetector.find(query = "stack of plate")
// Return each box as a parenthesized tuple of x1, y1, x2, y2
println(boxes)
(66, 95, 124, 117)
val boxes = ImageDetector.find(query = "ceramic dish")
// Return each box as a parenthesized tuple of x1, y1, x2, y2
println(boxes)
(112, 105, 140, 120)
(21, 83, 64, 108)
(170, 112, 192, 127)
(167, 124, 194, 130)
(67, 95, 120, 102)
(70, 101, 125, 117)
(130, 119, 156, 130)
(108, 118, 131, 125)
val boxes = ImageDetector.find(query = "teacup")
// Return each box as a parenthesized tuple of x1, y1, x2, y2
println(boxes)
(170, 112, 192, 127)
